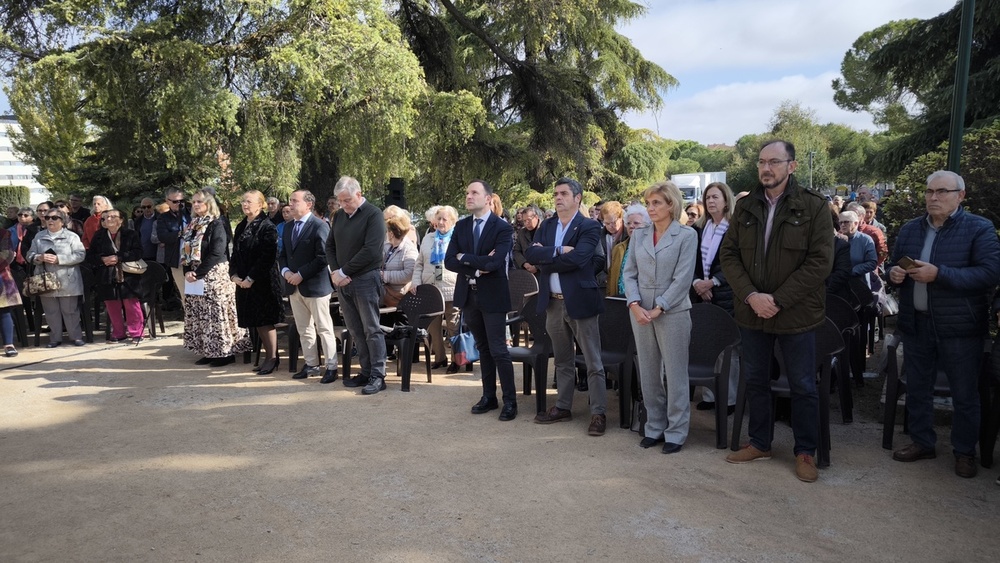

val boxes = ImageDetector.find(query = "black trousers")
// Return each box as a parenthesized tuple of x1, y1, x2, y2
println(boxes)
(463, 289, 516, 405)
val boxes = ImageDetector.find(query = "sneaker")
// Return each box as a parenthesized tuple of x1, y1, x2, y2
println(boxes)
(795, 453, 818, 483)
(362, 376, 386, 395)
(4, 346, 17, 357)
(726, 444, 772, 464)
(587, 414, 606, 436)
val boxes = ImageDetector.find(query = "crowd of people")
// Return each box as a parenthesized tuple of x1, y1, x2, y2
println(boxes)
(4, 139, 999, 485)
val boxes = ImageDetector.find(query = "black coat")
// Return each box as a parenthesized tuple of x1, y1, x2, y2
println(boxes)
(86, 227, 143, 302)
(692, 223, 735, 315)
(230, 214, 283, 327)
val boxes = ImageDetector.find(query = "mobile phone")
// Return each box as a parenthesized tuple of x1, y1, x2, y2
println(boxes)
(897, 256, 916, 269)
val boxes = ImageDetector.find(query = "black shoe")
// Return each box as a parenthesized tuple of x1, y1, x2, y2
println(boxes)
(292, 364, 319, 379)
(362, 376, 386, 395)
(471, 396, 499, 414)
(72, 339, 86, 347)
(464, 364, 474, 372)
(639, 436, 665, 449)
(726, 405, 736, 415)
(696, 401, 715, 411)
(662, 442, 683, 454)
(498, 402, 517, 421)
(576, 379, 588, 391)
(257, 358, 279, 376)
(209, 355, 235, 367)
(343, 374, 370, 388)
(320, 368, 339, 384)
(46, 341, 62, 349)
(446, 362, 459, 373)
(431, 359, 449, 369)
(195, 356, 213, 365)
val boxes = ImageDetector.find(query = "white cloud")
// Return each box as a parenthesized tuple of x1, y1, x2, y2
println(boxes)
(624, 72, 880, 145)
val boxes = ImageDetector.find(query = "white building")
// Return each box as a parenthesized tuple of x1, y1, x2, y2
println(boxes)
(0, 115, 52, 205)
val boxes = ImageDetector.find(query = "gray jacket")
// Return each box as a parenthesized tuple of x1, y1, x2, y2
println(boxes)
(26, 228, 86, 297)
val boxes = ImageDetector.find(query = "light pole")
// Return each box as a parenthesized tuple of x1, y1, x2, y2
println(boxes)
(808, 151, 816, 190)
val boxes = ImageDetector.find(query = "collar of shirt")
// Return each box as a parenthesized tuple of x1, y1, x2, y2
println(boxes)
(473, 209, 492, 223)
(346, 197, 366, 219)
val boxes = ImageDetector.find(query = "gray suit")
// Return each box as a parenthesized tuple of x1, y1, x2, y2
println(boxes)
(623, 222, 698, 444)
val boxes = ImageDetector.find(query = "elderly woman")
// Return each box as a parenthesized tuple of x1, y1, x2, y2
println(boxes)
(691, 181, 737, 412)
(27, 208, 87, 347)
(383, 205, 419, 246)
(624, 181, 698, 454)
(81, 195, 113, 248)
(381, 213, 419, 309)
(684, 201, 704, 225)
(230, 190, 284, 375)
(182, 189, 250, 366)
(0, 228, 23, 356)
(411, 205, 459, 368)
(86, 209, 144, 343)
(606, 204, 650, 297)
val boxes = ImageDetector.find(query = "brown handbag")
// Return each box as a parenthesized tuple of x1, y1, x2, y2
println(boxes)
(381, 285, 405, 308)
(23, 268, 61, 297)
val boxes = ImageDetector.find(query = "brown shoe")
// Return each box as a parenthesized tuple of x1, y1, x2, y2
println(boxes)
(726, 444, 772, 464)
(955, 455, 978, 478)
(892, 443, 937, 463)
(795, 454, 818, 483)
(587, 414, 606, 436)
(534, 406, 572, 424)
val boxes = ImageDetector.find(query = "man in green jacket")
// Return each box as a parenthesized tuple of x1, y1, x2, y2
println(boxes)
(720, 140, 833, 483)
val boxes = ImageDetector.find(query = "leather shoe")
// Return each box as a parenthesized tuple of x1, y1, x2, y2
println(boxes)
(955, 454, 978, 478)
(257, 358, 280, 375)
(587, 414, 606, 436)
(46, 341, 62, 348)
(639, 436, 665, 449)
(362, 376, 386, 395)
(498, 402, 517, 421)
(662, 442, 683, 454)
(471, 396, 499, 414)
(320, 368, 339, 384)
(696, 401, 715, 411)
(292, 365, 320, 379)
(72, 339, 86, 346)
(431, 359, 449, 369)
(534, 406, 572, 424)
(446, 362, 459, 374)
(892, 443, 937, 463)
(343, 374, 369, 387)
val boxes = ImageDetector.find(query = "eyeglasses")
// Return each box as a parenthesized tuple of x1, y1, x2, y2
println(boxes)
(18, 213, 31, 217)
(757, 159, 792, 168)
(101, 216, 121, 222)
(141, 205, 152, 209)
(44, 216, 62, 221)
(925, 188, 961, 197)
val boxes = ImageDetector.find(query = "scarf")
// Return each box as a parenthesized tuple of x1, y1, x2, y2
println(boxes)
(430, 228, 453, 265)
(700, 218, 729, 278)
(181, 215, 214, 267)
(14, 223, 26, 264)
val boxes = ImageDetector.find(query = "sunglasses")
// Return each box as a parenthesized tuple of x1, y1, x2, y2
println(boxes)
(18, 213, 31, 217)
(168, 199, 185, 204)
(45, 216, 62, 221)
(141, 205, 152, 209)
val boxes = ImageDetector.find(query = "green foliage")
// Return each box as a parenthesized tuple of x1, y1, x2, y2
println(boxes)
(883, 119, 1000, 245)
(0, 185, 30, 208)
(664, 157, 701, 177)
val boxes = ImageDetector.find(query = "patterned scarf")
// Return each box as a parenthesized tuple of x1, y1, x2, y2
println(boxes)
(431, 227, 453, 265)
(181, 215, 214, 267)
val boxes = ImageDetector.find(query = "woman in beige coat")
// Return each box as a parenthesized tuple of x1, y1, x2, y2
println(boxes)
(410, 205, 459, 369)
(623, 181, 698, 454)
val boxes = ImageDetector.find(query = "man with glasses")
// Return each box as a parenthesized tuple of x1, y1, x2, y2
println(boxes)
(839, 210, 877, 384)
(512, 205, 542, 274)
(53, 200, 85, 238)
(597, 201, 626, 291)
(720, 139, 833, 483)
(156, 188, 190, 308)
(133, 198, 158, 262)
(887, 170, 1000, 479)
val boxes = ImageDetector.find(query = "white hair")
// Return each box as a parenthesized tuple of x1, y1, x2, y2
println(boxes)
(334, 175, 361, 197)
(927, 170, 965, 191)
(625, 204, 650, 226)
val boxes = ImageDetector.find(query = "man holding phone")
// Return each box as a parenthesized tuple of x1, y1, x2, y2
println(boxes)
(888, 170, 1000, 479)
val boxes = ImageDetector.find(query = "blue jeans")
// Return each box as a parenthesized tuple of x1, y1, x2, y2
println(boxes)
(901, 313, 982, 456)
(338, 270, 386, 379)
(740, 328, 818, 456)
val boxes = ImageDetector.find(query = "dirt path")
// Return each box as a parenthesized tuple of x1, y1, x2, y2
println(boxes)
(1, 324, 997, 562)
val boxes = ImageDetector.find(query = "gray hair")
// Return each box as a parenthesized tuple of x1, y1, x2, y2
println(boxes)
(334, 176, 361, 197)
(435, 205, 459, 223)
(93, 195, 113, 209)
(266, 197, 279, 205)
(845, 202, 864, 215)
(927, 170, 965, 192)
(522, 204, 542, 219)
(624, 204, 650, 226)
(424, 205, 441, 223)
(18, 206, 33, 216)
(839, 210, 859, 223)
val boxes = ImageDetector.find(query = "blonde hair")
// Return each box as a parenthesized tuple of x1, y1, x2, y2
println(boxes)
(601, 201, 624, 221)
(194, 188, 221, 219)
(643, 181, 684, 222)
(490, 193, 504, 218)
(242, 189, 266, 209)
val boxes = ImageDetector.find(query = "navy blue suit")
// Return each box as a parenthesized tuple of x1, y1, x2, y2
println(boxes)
(445, 212, 516, 405)
(277, 215, 333, 298)
(525, 212, 604, 319)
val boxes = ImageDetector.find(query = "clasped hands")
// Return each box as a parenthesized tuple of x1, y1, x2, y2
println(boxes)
(692, 278, 714, 301)
(231, 276, 254, 289)
(748, 292, 780, 319)
(630, 303, 662, 326)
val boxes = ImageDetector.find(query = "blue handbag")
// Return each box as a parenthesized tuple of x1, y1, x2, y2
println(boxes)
(449, 313, 479, 366)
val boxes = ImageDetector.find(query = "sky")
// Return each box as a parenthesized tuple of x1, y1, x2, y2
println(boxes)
(1, 0, 959, 146)
(617, 0, 959, 145)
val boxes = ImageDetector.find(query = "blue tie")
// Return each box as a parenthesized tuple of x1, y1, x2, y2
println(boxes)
(291, 220, 303, 246)
(473, 218, 483, 252)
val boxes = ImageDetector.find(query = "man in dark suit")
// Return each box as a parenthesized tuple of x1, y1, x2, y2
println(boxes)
(445, 180, 517, 421)
(525, 178, 607, 435)
(279, 190, 338, 383)
(156, 187, 190, 309)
